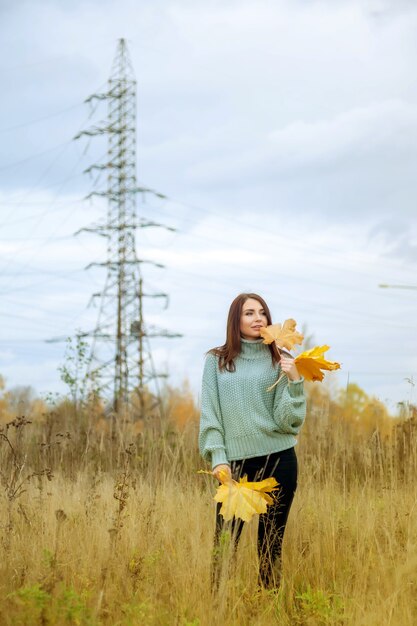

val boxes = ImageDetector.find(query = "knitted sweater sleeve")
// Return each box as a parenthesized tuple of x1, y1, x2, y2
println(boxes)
(198, 353, 229, 469)
(273, 374, 306, 435)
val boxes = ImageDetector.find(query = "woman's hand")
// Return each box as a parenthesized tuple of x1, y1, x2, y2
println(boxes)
(213, 464, 232, 483)
(280, 355, 301, 382)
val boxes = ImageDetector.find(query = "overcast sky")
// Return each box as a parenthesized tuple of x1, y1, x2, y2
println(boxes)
(0, 0, 416, 411)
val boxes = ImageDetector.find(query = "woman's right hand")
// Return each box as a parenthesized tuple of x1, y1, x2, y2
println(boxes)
(213, 464, 232, 483)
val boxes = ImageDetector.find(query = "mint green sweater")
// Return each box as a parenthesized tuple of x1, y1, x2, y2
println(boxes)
(199, 338, 306, 469)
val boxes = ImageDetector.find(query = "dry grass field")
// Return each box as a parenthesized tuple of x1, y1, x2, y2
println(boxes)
(0, 384, 416, 625)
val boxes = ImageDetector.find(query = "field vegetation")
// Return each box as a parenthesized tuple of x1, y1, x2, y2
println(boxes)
(0, 377, 416, 625)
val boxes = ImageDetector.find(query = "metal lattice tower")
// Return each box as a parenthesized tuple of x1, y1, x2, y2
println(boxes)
(75, 39, 179, 414)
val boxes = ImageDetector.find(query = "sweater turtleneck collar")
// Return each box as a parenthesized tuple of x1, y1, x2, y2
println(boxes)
(239, 337, 268, 359)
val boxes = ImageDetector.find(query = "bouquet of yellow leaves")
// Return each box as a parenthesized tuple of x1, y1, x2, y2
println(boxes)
(198, 470, 279, 522)
(260, 319, 341, 391)
(295, 345, 341, 382)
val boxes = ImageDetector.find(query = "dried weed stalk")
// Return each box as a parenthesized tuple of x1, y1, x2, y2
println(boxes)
(0, 416, 53, 550)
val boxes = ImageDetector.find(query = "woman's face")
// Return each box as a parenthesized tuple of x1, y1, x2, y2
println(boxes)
(240, 298, 268, 340)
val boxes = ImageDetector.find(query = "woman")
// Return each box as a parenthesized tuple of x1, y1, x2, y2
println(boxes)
(199, 293, 306, 590)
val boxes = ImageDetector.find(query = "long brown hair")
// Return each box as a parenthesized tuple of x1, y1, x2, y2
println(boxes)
(208, 293, 281, 371)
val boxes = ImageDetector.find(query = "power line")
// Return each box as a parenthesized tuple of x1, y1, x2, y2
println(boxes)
(0, 97, 108, 236)
(0, 102, 83, 134)
(139, 187, 417, 278)
(0, 140, 94, 283)
(0, 140, 72, 173)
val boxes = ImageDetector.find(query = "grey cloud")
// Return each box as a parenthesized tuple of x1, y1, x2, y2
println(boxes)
(368, 219, 417, 264)
(174, 101, 417, 225)
(1, 0, 417, 404)
(387, 238, 417, 264)
(2, 0, 417, 207)
(187, 100, 417, 178)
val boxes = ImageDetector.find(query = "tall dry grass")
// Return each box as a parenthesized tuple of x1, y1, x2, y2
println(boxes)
(0, 385, 416, 625)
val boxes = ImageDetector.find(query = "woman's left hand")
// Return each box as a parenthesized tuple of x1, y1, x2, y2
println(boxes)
(280, 355, 301, 382)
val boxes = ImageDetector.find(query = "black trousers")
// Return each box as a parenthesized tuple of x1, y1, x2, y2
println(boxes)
(212, 446, 298, 589)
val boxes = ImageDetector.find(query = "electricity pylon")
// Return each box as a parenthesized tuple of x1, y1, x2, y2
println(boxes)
(74, 38, 180, 414)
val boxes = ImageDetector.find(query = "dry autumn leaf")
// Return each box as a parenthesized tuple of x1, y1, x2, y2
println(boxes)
(214, 476, 279, 522)
(294, 345, 341, 382)
(197, 470, 279, 522)
(260, 319, 304, 351)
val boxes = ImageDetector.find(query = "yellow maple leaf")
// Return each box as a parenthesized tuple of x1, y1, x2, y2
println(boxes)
(260, 319, 304, 351)
(294, 345, 341, 382)
(213, 476, 279, 522)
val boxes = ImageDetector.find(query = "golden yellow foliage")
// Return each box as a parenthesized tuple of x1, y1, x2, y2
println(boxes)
(198, 470, 279, 522)
(214, 476, 279, 522)
(165, 380, 200, 430)
(259, 319, 304, 351)
(294, 345, 341, 382)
